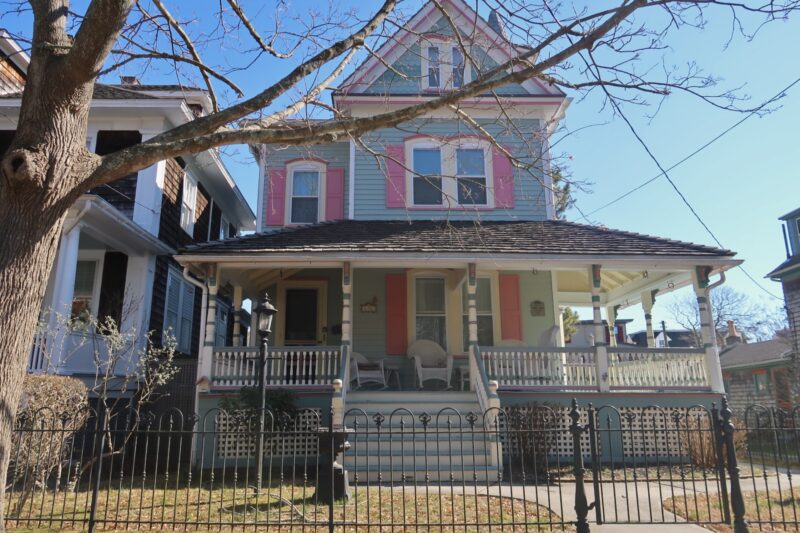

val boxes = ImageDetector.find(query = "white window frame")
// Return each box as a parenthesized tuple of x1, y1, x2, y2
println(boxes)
(420, 39, 471, 91)
(164, 268, 195, 354)
(180, 173, 198, 236)
(71, 250, 105, 323)
(285, 160, 326, 225)
(219, 214, 229, 240)
(405, 137, 494, 208)
(412, 275, 448, 350)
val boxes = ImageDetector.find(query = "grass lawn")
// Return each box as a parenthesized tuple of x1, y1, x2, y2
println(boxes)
(4, 482, 570, 532)
(664, 489, 800, 532)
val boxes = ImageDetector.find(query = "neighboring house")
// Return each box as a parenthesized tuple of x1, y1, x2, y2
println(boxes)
(175, 0, 740, 477)
(0, 33, 256, 402)
(768, 206, 800, 376)
(720, 325, 792, 414)
(566, 319, 632, 347)
(629, 329, 699, 349)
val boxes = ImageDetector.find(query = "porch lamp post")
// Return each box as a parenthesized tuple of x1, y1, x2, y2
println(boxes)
(253, 291, 277, 494)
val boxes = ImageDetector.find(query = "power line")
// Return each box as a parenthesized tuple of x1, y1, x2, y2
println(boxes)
(580, 75, 800, 219)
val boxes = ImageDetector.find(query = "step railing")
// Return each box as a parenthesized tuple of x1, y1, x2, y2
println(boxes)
(607, 347, 710, 390)
(211, 345, 341, 388)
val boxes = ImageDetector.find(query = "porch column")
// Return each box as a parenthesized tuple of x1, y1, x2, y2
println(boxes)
(341, 262, 352, 346)
(591, 265, 610, 392)
(641, 290, 657, 348)
(232, 285, 243, 347)
(693, 267, 725, 393)
(605, 305, 618, 348)
(120, 253, 156, 374)
(132, 132, 167, 236)
(198, 264, 218, 387)
(49, 223, 82, 371)
(467, 263, 479, 392)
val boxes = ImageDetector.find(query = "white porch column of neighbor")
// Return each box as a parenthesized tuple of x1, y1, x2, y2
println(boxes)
(332, 262, 352, 426)
(48, 222, 82, 371)
(605, 305, 618, 348)
(641, 289, 657, 348)
(467, 262, 479, 392)
(132, 132, 167, 237)
(197, 264, 218, 389)
(120, 254, 157, 374)
(591, 265, 610, 392)
(693, 267, 726, 393)
(231, 285, 243, 347)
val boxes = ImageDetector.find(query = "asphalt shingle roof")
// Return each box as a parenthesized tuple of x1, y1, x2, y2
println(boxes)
(0, 83, 157, 100)
(180, 219, 735, 257)
(720, 339, 791, 369)
(767, 255, 800, 278)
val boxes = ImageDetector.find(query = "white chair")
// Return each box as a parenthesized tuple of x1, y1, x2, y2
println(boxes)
(407, 339, 453, 389)
(350, 352, 387, 390)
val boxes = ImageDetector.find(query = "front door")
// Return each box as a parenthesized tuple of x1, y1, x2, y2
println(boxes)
(284, 288, 319, 345)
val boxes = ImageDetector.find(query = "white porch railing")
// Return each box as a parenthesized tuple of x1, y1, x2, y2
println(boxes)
(480, 347, 597, 390)
(607, 347, 709, 390)
(211, 346, 341, 388)
(479, 346, 710, 392)
(29, 330, 49, 372)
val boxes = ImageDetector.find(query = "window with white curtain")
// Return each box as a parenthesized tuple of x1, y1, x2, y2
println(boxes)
(415, 277, 447, 348)
(462, 278, 494, 351)
(180, 174, 198, 235)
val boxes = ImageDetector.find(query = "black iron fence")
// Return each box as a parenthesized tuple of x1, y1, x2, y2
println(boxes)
(3, 397, 799, 531)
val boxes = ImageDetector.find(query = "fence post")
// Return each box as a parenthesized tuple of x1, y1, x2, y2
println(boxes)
(328, 408, 335, 533)
(721, 396, 748, 533)
(87, 407, 107, 533)
(570, 398, 591, 533)
(587, 403, 602, 525)
(711, 401, 731, 524)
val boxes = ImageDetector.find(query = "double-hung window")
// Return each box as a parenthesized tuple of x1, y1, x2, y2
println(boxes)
(164, 269, 195, 353)
(412, 147, 443, 205)
(456, 148, 487, 205)
(426, 46, 440, 88)
(452, 46, 465, 88)
(422, 40, 469, 90)
(180, 174, 198, 235)
(462, 278, 494, 351)
(415, 277, 447, 348)
(289, 165, 321, 224)
(71, 260, 99, 324)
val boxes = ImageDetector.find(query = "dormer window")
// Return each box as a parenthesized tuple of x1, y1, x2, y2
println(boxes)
(421, 38, 470, 91)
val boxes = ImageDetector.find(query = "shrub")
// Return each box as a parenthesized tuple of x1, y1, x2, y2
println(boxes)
(503, 402, 560, 481)
(219, 386, 298, 428)
(679, 412, 747, 469)
(10, 375, 89, 515)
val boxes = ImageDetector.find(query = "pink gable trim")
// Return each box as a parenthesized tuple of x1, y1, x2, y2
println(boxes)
(325, 167, 345, 221)
(493, 146, 515, 209)
(499, 274, 522, 341)
(265, 168, 286, 226)
(385, 145, 406, 208)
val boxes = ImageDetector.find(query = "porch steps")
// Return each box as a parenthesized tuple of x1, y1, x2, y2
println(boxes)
(342, 391, 500, 482)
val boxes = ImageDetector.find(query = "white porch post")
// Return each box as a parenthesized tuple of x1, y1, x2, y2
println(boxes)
(120, 253, 156, 374)
(693, 267, 725, 393)
(591, 265, 610, 392)
(232, 285, 243, 347)
(48, 223, 82, 371)
(341, 262, 352, 347)
(467, 263, 479, 392)
(605, 305, 618, 348)
(641, 290, 657, 348)
(198, 264, 218, 386)
(132, 132, 167, 236)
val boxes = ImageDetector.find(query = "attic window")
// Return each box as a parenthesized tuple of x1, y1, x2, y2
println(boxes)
(426, 46, 440, 88)
(452, 47, 465, 88)
(422, 39, 470, 91)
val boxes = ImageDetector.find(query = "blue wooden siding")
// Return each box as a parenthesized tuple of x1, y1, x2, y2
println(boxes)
(353, 118, 547, 221)
(363, 15, 529, 95)
(261, 142, 350, 229)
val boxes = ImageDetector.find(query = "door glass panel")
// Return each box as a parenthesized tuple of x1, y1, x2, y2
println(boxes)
(284, 288, 318, 344)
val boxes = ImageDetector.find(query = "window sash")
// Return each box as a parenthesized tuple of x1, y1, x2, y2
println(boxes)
(290, 170, 320, 223)
(452, 46, 465, 88)
(412, 148, 443, 205)
(427, 46, 440, 88)
(415, 277, 446, 347)
(180, 175, 198, 233)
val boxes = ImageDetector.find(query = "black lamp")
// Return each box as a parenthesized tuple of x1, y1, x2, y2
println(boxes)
(253, 290, 277, 494)
(254, 292, 277, 340)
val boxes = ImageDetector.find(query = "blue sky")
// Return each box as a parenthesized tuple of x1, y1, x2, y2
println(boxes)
(3, 1, 798, 332)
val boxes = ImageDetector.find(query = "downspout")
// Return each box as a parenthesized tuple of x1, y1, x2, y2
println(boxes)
(708, 271, 726, 291)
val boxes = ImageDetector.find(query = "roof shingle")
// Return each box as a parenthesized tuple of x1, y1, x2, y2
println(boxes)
(180, 219, 735, 257)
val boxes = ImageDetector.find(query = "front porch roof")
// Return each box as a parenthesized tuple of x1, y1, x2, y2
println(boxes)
(181, 220, 734, 258)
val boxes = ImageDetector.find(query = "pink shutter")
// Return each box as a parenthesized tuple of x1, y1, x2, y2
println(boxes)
(385, 145, 406, 208)
(265, 168, 286, 226)
(325, 167, 345, 221)
(385, 273, 408, 355)
(493, 146, 515, 208)
(499, 274, 522, 341)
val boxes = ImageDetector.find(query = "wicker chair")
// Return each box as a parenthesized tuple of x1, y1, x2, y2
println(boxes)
(407, 339, 452, 389)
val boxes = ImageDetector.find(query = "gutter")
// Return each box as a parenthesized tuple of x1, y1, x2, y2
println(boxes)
(63, 203, 92, 235)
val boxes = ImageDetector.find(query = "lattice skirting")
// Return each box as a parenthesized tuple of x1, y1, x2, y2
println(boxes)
(214, 409, 321, 459)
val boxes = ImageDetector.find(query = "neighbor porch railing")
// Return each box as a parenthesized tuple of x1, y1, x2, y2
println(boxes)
(211, 346, 341, 388)
(479, 345, 711, 392)
(607, 347, 709, 390)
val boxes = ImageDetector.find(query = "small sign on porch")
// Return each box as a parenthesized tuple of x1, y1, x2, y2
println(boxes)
(529, 300, 545, 316)
(360, 297, 378, 313)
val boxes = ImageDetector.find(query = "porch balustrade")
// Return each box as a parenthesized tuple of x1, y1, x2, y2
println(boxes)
(211, 346, 341, 388)
(607, 347, 709, 390)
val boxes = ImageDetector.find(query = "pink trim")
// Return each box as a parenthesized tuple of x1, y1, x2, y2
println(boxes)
(385, 273, 408, 355)
(499, 274, 522, 341)
(493, 145, 515, 209)
(384, 144, 406, 208)
(285, 157, 329, 166)
(337, 97, 564, 106)
(265, 168, 286, 226)
(325, 167, 345, 221)
(420, 32, 454, 41)
(403, 133, 488, 143)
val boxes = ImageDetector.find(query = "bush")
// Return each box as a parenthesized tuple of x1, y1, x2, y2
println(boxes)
(679, 413, 747, 469)
(10, 375, 89, 515)
(503, 402, 560, 481)
(219, 387, 298, 428)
